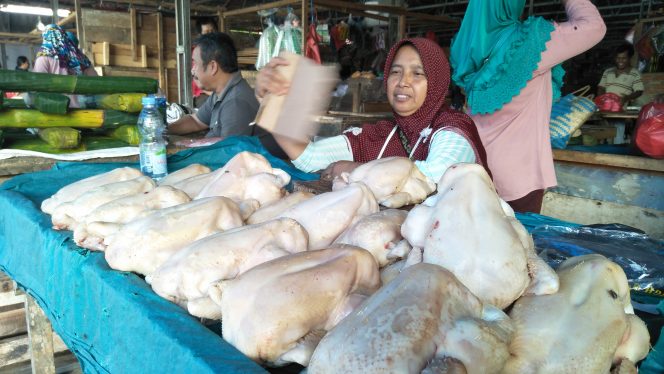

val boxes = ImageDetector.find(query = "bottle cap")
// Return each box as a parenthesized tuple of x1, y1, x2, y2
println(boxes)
(142, 95, 158, 106)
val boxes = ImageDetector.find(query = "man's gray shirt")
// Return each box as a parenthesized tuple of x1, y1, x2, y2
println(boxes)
(195, 72, 259, 138)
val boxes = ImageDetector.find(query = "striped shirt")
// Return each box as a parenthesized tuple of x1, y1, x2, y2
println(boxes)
(292, 129, 476, 183)
(598, 67, 644, 97)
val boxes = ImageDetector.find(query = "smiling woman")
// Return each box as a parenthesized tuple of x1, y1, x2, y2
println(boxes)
(256, 37, 491, 185)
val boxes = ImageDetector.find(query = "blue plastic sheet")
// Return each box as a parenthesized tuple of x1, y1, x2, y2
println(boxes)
(0, 136, 317, 373)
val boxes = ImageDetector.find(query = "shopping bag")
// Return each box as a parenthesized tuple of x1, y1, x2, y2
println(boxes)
(595, 93, 623, 112)
(549, 86, 597, 149)
(635, 102, 664, 159)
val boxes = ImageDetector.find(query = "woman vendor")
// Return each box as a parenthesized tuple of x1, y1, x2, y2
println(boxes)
(255, 37, 489, 183)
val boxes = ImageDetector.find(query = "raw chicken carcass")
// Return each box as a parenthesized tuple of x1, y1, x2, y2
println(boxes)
(308, 263, 514, 374)
(246, 191, 314, 225)
(401, 163, 558, 308)
(195, 151, 291, 206)
(41, 167, 143, 214)
(333, 157, 436, 208)
(278, 182, 379, 250)
(104, 197, 244, 275)
(50, 176, 156, 231)
(217, 246, 381, 367)
(170, 172, 215, 198)
(73, 186, 191, 251)
(157, 163, 211, 186)
(333, 209, 410, 267)
(504, 254, 651, 374)
(147, 218, 308, 319)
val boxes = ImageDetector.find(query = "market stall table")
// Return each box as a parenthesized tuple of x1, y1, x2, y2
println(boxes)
(0, 137, 315, 373)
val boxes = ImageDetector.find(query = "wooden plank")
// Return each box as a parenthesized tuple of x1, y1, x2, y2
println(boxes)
(101, 42, 110, 66)
(553, 149, 664, 173)
(0, 307, 27, 338)
(0, 333, 68, 368)
(223, 0, 300, 16)
(81, 9, 130, 29)
(314, 0, 458, 24)
(25, 295, 55, 374)
(131, 7, 138, 61)
(542, 192, 664, 239)
(140, 45, 148, 68)
(85, 26, 131, 45)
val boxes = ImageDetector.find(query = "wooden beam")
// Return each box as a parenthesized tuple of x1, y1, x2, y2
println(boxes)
(74, 0, 84, 52)
(316, 2, 389, 22)
(313, 0, 458, 24)
(101, 41, 110, 65)
(0, 32, 41, 40)
(218, 10, 226, 32)
(157, 12, 166, 92)
(553, 149, 664, 173)
(130, 7, 138, 61)
(398, 15, 406, 41)
(25, 295, 56, 374)
(223, 0, 301, 17)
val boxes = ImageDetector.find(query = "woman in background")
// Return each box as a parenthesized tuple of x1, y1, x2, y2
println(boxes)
(32, 24, 97, 107)
(450, 0, 605, 213)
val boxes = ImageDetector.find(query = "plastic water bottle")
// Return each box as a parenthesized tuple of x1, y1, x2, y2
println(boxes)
(138, 95, 168, 180)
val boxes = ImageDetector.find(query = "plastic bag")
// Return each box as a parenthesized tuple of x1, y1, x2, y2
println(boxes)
(635, 102, 664, 159)
(594, 93, 623, 112)
(532, 225, 664, 298)
(305, 24, 322, 64)
(256, 21, 279, 70)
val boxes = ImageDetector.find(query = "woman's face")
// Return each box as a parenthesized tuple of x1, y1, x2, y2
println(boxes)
(386, 45, 428, 117)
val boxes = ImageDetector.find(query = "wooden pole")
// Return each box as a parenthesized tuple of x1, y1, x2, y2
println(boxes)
(74, 0, 84, 52)
(157, 12, 166, 94)
(302, 0, 309, 55)
(130, 7, 138, 61)
(218, 9, 226, 32)
(25, 295, 56, 374)
(398, 15, 406, 41)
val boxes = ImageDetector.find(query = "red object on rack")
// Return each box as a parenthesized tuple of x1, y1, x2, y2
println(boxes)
(594, 93, 623, 112)
(305, 24, 322, 64)
(635, 102, 664, 159)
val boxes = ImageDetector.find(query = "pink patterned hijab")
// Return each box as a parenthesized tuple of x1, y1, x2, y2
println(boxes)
(345, 38, 490, 175)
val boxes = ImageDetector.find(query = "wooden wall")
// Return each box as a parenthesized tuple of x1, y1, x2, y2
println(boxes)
(81, 9, 179, 102)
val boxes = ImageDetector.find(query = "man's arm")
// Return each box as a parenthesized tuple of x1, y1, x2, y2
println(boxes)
(597, 86, 606, 96)
(168, 114, 208, 135)
(621, 90, 643, 105)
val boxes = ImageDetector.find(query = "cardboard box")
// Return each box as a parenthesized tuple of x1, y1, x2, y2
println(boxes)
(253, 52, 338, 143)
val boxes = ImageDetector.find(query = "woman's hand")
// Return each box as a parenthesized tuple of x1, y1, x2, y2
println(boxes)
(320, 161, 362, 181)
(255, 57, 291, 98)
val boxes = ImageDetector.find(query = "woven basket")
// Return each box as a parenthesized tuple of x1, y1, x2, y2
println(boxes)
(549, 86, 597, 149)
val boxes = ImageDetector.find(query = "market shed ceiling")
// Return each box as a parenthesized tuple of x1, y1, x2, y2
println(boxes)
(1, 0, 662, 49)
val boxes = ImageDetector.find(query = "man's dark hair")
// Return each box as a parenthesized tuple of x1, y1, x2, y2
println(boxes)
(16, 56, 28, 66)
(193, 32, 238, 74)
(615, 43, 634, 58)
(196, 17, 218, 34)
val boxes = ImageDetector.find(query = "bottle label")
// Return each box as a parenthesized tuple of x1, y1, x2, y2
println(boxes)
(139, 142, 167, 178)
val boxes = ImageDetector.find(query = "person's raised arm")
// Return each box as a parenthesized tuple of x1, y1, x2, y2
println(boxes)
(537, 0, 606, 73)
(255, 57, 308, 160)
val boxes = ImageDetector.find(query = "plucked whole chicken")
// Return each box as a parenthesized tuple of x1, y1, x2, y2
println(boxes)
(401, 163, 559, 308)
(504, 254, 650, 374)
(217, 246, 381, 367)
(308, 263, 513, 374)
(147, 218, 309, 319)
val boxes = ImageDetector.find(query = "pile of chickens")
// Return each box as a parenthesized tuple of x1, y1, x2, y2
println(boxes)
(41, 152, 651, 373)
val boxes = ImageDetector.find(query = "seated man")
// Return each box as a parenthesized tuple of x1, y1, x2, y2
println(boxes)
(596, 43, 644, 144)
(597, 43, 644, 106)
(168, 32, 285, 157)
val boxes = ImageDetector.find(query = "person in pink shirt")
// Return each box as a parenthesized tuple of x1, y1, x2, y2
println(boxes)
(450, 0, 606, 213)
(32, 24, 97, 108)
